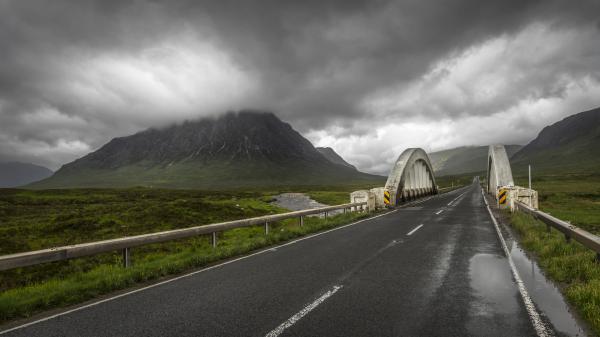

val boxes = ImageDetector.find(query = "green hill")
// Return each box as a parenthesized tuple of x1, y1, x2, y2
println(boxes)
(510, 107, 600, 176)
(30, 111, 383, 189)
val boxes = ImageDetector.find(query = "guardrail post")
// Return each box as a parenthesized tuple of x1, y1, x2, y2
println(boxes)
(325, 212, 328, 220)
(596, 253, 600, 263)
(122, 248, 131, 268)
(565, 234, 571, 243)
(265, 222, 269, 235)
(546, 224, 551, 233)
(212, 232, 217, 248)
(299, 216, 304, 227)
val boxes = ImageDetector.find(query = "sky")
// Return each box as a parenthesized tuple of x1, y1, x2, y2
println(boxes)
(1, 0, 599, 174)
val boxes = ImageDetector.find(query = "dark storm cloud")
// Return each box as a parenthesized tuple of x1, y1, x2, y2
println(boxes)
(186, 0, 600, 126)
(0, 0, 599, 171)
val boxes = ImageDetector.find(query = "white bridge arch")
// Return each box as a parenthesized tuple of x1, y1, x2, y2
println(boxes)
(384, 148, 437, 205)
(487, 145, 514, 193)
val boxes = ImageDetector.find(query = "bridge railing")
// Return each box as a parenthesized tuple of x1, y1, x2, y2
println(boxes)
(514, 201, 600, 259)
(0, 201, 367, 271)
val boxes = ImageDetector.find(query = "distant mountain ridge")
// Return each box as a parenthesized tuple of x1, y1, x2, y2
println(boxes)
(429, 145, 522, 176)
(0, 162, 53, 188)
(32, 111, 383, 189)
(316, 147, 356, 170)
(428, 107, 600, 177)
(511, 107, 600, 175)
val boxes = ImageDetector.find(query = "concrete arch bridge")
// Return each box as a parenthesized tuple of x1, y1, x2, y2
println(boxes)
(383, 148, 438, 205)
(351, 144, 537, 210)
(351, 148, 438, 208)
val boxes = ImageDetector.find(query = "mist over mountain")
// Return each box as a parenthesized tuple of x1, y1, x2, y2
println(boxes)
(0, 162, 53, 188)
(511, 107, 600, 175)
(316, 147, 356, 170)
(429, 145, 522, 176)
(31, 111, 382, 189)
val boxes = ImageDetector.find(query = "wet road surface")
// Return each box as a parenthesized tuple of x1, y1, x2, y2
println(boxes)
(1, 181, 582, 336)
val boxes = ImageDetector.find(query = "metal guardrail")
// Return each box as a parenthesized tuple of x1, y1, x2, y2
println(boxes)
(0, 201, 367, 271)
(514, 200, 600, 259)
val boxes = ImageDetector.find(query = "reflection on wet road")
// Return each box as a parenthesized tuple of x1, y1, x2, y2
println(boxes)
(2, 181, 589, 337)
(507, 231, 586, 336)
(469, 253, 521, 316)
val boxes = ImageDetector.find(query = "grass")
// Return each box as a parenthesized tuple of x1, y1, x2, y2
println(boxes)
(513, 173, 600, 233)
(436, 173, 477, 189)
(305, 191, 351, 205)
(509, 212, 600, 334)
(0, 187, 374, 323)
(29, 159, 385, 190)
(505, 173, 600, 334)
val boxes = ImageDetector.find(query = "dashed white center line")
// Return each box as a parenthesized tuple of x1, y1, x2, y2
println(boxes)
(435, 210, 444, 215)
(265, 285, 343, 337)
(447, 191, 466, 206)
(407, 224, 424, 236)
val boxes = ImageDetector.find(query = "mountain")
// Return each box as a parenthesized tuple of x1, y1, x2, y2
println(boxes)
(316, 147, 356, 170)
(31, 111, 383, 189)
(511, 107, 600, 175)
(429, 145, 522, 176)
(0, 162, 53, 188)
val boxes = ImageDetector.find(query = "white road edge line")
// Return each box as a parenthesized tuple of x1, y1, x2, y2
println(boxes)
(406, 224, 424, 236)
(0, 209, 399, 335)
(265, 285, 342, 337)
(481, 189, 549, 337)
(435, 210, 444, 215)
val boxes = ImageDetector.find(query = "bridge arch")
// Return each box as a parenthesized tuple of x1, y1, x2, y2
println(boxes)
(384, 148, 437, 205)
(487, 145, 514, 193)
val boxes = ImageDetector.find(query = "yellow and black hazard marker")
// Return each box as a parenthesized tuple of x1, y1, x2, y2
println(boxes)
(498, 188, 508, 205)
(384, 190, 391, 205)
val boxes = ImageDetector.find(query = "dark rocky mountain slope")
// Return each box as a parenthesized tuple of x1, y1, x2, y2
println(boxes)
(32, 111, 383, 189)
(316, 147, 357, 170)
(511, 107, 600, 174)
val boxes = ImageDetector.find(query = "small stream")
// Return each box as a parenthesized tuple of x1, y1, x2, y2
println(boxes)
(272, 193, 344, 216)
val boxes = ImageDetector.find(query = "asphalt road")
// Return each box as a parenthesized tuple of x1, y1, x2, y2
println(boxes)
(3, 181, 548, 336)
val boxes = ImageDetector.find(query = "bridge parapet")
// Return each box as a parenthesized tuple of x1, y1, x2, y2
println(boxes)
(487, 144, 514, 193)
(369, 187, 386, 209)
(487, 144, 538, 209)
(350, 190, 375, 212)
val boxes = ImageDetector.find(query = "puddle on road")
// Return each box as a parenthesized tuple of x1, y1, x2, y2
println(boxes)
(506, 238, 586, 337)
(272, 193, 343, 216)
(467, 253, 532, 336)
(469, 253, 520, 316)
(469, 233, 586, 336)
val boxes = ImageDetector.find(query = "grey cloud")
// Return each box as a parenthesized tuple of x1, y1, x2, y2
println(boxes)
(0, 0, 599, 170)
